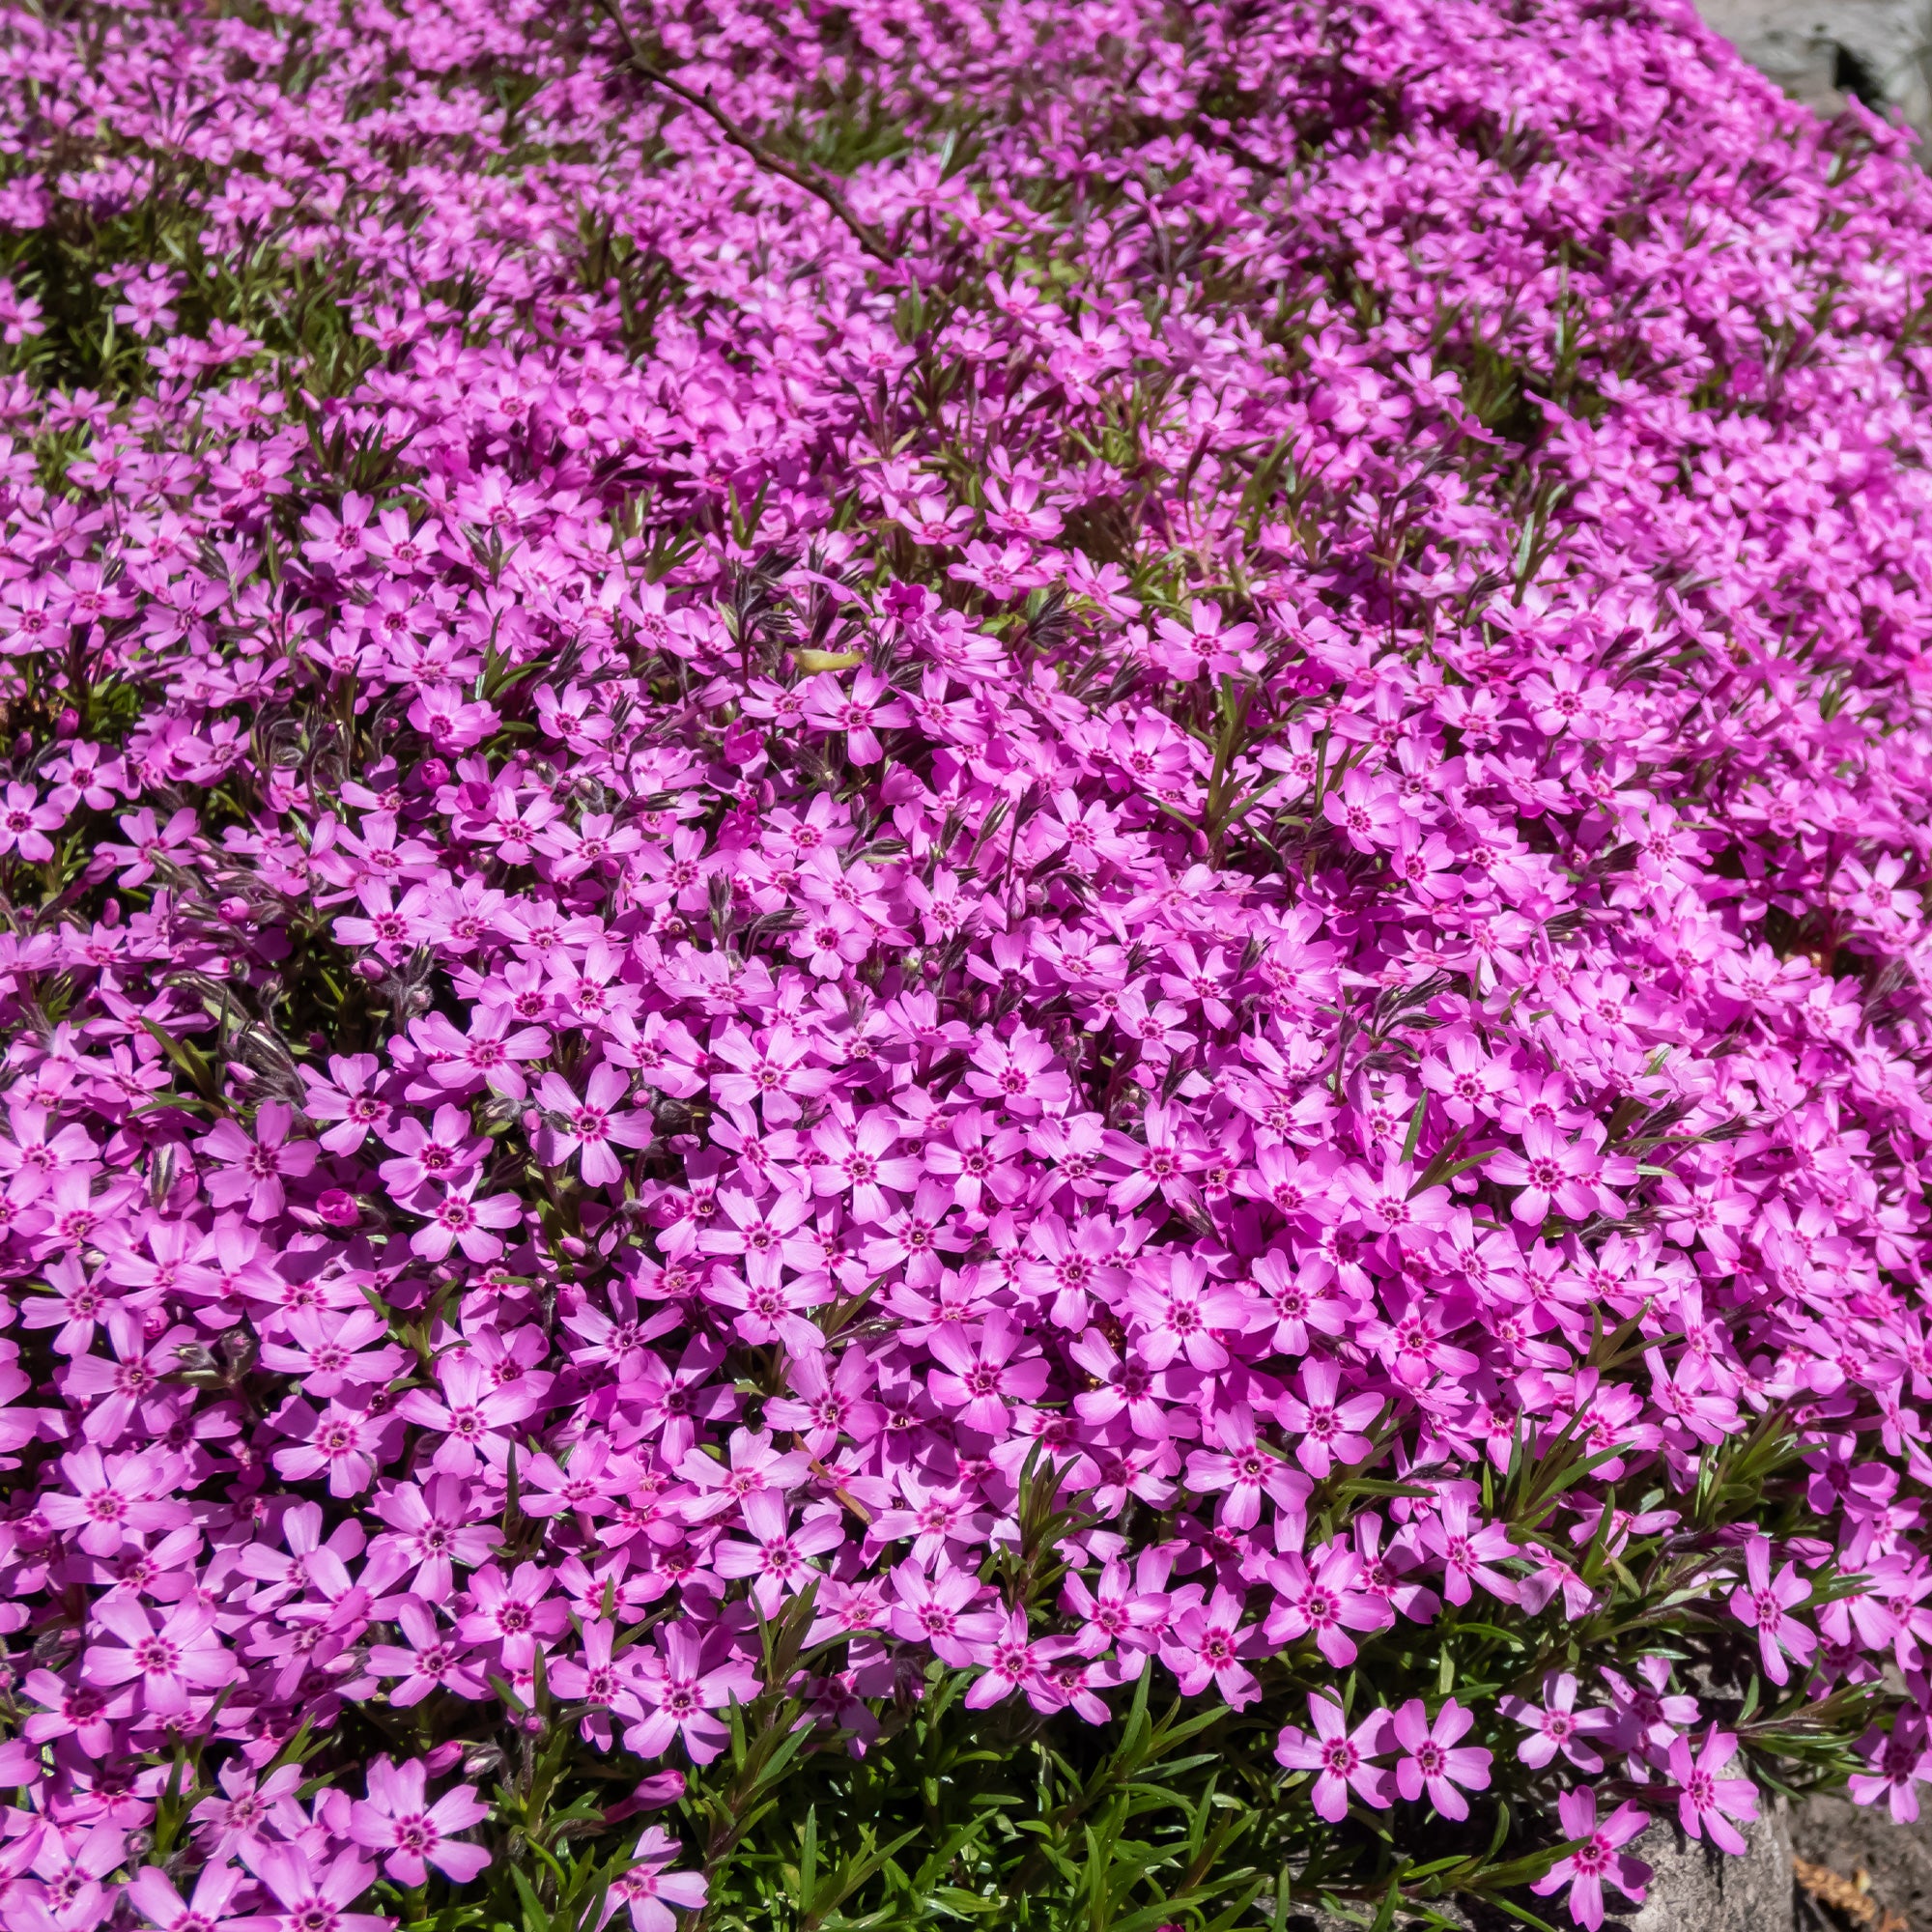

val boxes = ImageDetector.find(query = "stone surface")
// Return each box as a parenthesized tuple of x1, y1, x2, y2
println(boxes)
(1693, 0, 1932, 138)
(1617, 1798, 1796, 1932)
(1274, 1791, 1932, 1932)
(1792, 1791, 1932, 1928)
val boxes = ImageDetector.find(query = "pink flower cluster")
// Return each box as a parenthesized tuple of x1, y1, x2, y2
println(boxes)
(0, 0, 1923, 1923)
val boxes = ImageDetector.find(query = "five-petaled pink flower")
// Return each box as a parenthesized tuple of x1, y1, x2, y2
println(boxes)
(1729, 1535, 1816, 1686)
(1488, 1121, 1632, 1227)
(534, 1063, 654, 1185)
(1390, 1697, 1492, 1820)
(1666, 1725, 1758, 1854)
(409, 1177, 525, 1262)
(1529, 1788, 1651, 1930)
(236, 1843, 390, 1932)
(1849, 1714, 1932, 1823)
(81, 1598, 236, 1719)
(625, 1624, 762, 1765)
(125, 1859, 248, 1932)
(966, 1605, 1049, 1709)
(0, 782, 64, 862)
(1275, 1693, 1394, 1822)
(199, 1103, 318, 1221)
(1321, 770, 1407, 852)
(1499, 1672, 1612, 1772)
(606, 1824, 709, 1932)
(348, 1755, 492, 1885)
(926, 1314, 1050, 1435)
(802, 668, 910, 764)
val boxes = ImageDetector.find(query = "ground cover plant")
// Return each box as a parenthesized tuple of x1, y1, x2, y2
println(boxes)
(0, 0, 1928, 1926)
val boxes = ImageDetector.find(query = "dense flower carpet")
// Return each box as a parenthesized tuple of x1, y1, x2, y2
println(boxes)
(0, 0, 1928, 1925)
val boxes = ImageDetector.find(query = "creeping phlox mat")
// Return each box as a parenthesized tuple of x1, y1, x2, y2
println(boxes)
(0, 1, 1924, 1928)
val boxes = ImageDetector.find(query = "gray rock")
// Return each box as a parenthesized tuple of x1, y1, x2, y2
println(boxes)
(1616, 1797, 1795, 1932)
(1692, 0, 1932, 140)
(1272, 1789, 1932, 1932)
(1791, 1790, 1932, 1928)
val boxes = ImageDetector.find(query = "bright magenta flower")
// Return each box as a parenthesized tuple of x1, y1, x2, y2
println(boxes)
(1390, 1698, 1492, 1820)
(1274, 1693, 1393, 1822)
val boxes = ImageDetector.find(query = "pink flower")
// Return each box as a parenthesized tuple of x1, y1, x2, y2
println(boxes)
(802, 668, 910, 764)
(334, 880, 431, 955)
(1487, 1121, 1632, 1227)
(1529, 1789, 1651, 1930)
(810, 1110, 924, 1221)
(1151, 598, 1256, 680)
(710, 1024, 835, 1124)
(1728, 1535, 1815, 1686)
(81, 1598, 236, 1719)
(704, 1256, 829, 1352)
(60, 1307, 181, 1445)
(39, 1446, 188, 1557)
(1344, 1160, 1455, 1244)
(677, 1427, 810, 1521)
(965, 1605, 1048, 1709)
(1274, 1693, 1393, 1822)
(125, 1860, 247, 1932)
(1159, 1586, 1267, 1708)
(1667, 1725, 1758, 1854)
(260, 1305, 407, 1399)
(396, 1354, 550, 1476)
(368, 1477, 501, 1601)
(1416, 1495, 1520, 1606)
(604, 1825, 707, 1932)
(298, 1054, 390, 1154)
(412, 1008, 552, 1100)
(1421, 1033, 1512, 1125)
(549, 1617, 646, 1749)
(1389, 1698, 1492, 1820)
(713, 1490, 845, 1615)
(948, 538, 1050, 600)
(1849, 1714, 1932, 1823)
(190, 1763, 310, 1861)
(198, 1103, 317, 1221)
(349, 1755, 492, 1885)
(98, 806, 198, 888)
(1599, 1657, 1702, 1754)
(533, 1063, 654, 1186)
(763, 1347, 883, 1458)
(1263, 1541, 1392, 1667)
(1186, 1403, 1315, 1529)
(0, 782, 65, 862)
(625, 1624, 761, 1765)
(1499, 1672, 1613, 1772)
(367, 1595, 490, 1707)
(1124, 1257, 1251, 1372)
(0, 1104, 98, 1208)
(409, 682, 499, 750)
(926, 1315, 1049, 1435)
(696, 1186, 816, 1268)
(1274, 1359, 1382, 1478)
(964, 1025, 1071, 1118)
(270, 1397, 392, 1497)
(888, 1563, 1001, 1666)
(237, 1844, 389, 1932)
(1321, 770, 1406, 852)
(1061, 1556, 1169, 1664)
(378, 1103, 487, 1200)
(409, 1177, 525, 1262)
(456, 1560, 570, 1669)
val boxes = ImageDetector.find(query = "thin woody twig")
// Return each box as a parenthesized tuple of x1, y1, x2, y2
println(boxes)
(589, 0, 895, 263)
